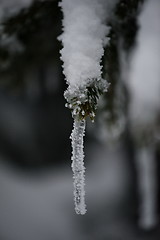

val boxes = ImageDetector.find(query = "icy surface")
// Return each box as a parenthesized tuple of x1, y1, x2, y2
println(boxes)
(70, 119, 86, 214)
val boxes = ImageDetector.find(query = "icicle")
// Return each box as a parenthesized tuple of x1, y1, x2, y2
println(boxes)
(70, 118, 86, 215)
(135, 146, 157, 229)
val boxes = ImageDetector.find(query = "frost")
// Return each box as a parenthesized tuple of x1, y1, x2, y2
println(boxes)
(59, 0, 117, 214)
(70, 118, 86, 215)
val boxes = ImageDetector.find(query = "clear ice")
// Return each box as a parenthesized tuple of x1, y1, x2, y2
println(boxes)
(70, 118, 87, 215)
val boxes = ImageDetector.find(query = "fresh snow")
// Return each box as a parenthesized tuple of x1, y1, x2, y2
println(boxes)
(59, 0, 109, 89)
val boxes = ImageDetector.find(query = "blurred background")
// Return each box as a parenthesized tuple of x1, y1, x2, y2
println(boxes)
(0, 0, 160, 239)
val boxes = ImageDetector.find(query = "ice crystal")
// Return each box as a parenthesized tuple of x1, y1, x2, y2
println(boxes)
(64, 78, 109, 121)
(59, 0, 117, 214)
(70, 118, 86, 215)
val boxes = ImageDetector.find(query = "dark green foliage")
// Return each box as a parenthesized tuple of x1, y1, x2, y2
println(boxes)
(65, 78, 108, 121)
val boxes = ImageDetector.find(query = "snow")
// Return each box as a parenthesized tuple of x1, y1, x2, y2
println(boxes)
(59, 0, 110, 90)
(70, 118, 86, 214)
(59, 0, 118, 214)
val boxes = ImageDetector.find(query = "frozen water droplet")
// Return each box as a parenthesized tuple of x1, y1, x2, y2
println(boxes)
(70, 118, 87, 215)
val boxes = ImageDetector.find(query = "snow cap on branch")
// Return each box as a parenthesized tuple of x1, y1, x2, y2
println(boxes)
(59, 0, 109, 88)
(59, 0, 118, 119)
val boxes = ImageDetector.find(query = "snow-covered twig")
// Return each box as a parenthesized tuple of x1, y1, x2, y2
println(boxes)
(59, 0, 117, 214)
(59, 0, 110, 120)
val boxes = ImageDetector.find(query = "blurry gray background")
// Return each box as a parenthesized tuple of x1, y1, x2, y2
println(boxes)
(0, 0, 159, 239)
